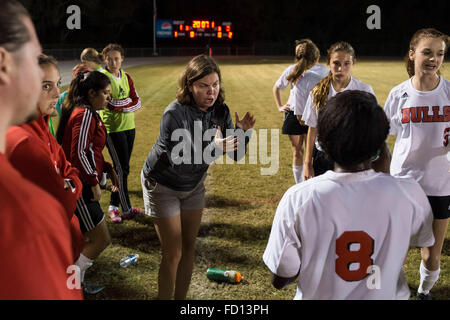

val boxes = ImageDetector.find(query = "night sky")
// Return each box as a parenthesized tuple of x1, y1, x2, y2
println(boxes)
(20, 0, 449, 56)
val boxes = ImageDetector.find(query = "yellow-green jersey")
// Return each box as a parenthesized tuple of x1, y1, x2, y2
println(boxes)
(99, 68, 141, 133)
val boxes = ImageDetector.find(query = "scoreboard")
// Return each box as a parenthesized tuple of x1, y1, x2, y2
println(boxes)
(156, 19, 233, 39)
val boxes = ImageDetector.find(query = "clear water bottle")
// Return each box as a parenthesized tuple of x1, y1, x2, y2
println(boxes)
(120, 254, 139, 268)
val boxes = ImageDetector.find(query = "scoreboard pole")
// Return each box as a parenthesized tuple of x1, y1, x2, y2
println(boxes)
(153, 0, 157, 56)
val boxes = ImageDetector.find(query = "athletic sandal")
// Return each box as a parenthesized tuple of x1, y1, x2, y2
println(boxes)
(82, 282, 105, 295)
(122, 207, 144, 220)
(108, 208, 122, 223)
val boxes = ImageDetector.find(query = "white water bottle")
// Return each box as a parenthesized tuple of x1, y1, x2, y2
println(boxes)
(120, 254, 139, 268)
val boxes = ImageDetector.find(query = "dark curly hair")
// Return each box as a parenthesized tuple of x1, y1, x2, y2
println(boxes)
(317, 90, 389, 167)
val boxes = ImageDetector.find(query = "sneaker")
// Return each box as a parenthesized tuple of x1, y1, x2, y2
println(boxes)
(122, 207, 145, 220)
(417, 292, 432, 300)
(108, 208, 122, 223)
(82, 282, 105, 295)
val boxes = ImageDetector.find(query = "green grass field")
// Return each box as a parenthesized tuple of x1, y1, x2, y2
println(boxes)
(88, 56, 449, 300)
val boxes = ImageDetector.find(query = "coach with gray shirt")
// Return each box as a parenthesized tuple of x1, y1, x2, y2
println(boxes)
(141, 54, 255, 300)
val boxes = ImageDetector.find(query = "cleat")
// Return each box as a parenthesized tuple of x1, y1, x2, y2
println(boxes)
(82, 282, 105, 295)
(417, 292, 432, 300)
(122, 207, 144, 220)
(108, 208, 122, 223)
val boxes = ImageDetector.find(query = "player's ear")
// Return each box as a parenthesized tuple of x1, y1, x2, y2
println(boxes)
(88, 88, 97, 98)
(0, 47, 14, 85)
(408, 49, 415, 62)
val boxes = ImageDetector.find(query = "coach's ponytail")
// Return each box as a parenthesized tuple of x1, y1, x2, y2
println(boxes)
(286, 39, 320, 83)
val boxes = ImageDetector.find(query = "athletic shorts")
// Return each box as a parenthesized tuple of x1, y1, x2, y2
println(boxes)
(75, 183, 105, 233)
(312, 146, 334, 177)
(282, 111, 308, 135)
(427, 195, 450, 219)
(141, 170, 206, 218)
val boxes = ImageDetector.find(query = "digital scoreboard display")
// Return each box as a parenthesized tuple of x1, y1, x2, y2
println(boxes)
(156, 19, 233, 39)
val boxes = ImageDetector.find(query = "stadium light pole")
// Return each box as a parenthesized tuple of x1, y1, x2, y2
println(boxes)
(153, 0, 157, 56)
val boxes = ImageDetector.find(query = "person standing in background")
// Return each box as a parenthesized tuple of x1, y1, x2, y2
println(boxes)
(100, 43, 144, 223)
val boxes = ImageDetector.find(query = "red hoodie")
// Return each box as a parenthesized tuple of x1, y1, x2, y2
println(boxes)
(0, 153, 83, 300)
(6, 113, 85, 262)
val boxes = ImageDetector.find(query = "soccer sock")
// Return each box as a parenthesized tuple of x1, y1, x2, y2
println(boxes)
(75, 253, 94, 283)
(418, 260, 440, 294)
(108, 205, 119, 212)
(293, 165, 304, 184)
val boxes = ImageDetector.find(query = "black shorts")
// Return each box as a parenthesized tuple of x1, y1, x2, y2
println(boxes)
(427, 195, 450, 220)
(313, 146, 334, 177)
(282, 111, 308, 135)
(75, 183, 105, 233)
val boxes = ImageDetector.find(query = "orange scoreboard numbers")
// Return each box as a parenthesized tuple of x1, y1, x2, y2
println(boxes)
(170, 20, 232, 39)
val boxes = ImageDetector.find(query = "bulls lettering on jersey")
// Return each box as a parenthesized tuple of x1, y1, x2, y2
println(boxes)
(401, 106, 450, 123)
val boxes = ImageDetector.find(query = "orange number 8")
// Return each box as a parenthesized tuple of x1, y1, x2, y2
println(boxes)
(335, 231, 374, 281)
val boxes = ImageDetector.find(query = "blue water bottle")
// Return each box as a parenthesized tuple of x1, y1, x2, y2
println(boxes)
(120, 254, 139, 268)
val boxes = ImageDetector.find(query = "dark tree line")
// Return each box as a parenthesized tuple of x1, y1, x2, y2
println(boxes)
(19, 0, 449, 56)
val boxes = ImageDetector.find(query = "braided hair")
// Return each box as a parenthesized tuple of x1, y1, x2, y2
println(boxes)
(311, 41, 355, 112)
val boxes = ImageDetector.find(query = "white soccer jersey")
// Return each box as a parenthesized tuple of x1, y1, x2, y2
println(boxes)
(302, 77, 376, 128)
(384, 77, 450, 196)
(275, 64, 296, 110)
(301, 77, 376, 150)
(263, 169, 434, 300)
(292, 64, 330, 116)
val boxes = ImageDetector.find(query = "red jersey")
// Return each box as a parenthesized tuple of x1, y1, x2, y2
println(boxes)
(5, 114, 84, 261)
(0, 153, 83, 300)
(61, 106, 113, 186)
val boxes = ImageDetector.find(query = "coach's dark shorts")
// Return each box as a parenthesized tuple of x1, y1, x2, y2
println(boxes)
(282, 111, 308, 135)
(75, 183, 105, 233)
(313, 146, 334, 177)
(427, 195, 450, 220)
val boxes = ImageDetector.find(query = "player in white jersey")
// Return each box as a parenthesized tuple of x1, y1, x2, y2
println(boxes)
(272, 39, 327, 184)
(384, 28, 449, 300)
(263, 90, 434, 300)
(301, 42, 377, 180)
(291, 63, 329, 117)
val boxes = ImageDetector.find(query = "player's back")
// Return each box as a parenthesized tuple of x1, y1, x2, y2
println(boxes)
(265, 169, 434, 300)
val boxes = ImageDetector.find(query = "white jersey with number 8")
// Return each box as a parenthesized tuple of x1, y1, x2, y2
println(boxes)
(263, 169, 434, 300)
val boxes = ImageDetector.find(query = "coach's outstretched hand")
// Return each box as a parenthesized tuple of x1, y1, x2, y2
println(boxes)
(235, 112, 256, 131)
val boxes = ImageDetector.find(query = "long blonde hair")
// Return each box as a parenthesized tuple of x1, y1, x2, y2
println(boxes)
(311, 41, 355, 112)
(286, 39, 320, 83)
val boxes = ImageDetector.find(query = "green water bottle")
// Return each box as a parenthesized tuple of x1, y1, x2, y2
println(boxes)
(206, 268, 243, 283)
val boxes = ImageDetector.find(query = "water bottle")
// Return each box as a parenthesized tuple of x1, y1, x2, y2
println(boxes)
(206, 268, 243, 283)
(120, 254, 139, 268)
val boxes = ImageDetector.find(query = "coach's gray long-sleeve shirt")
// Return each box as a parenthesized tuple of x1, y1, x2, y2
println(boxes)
(142, 100, 251, 191)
